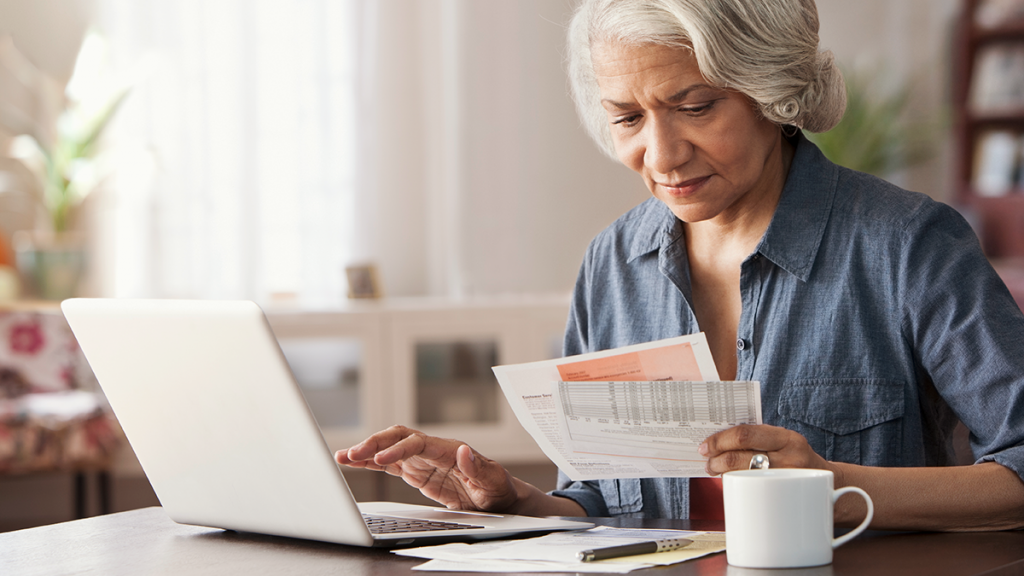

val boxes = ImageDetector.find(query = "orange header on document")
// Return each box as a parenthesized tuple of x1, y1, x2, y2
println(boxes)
(556, 343, 701, 382)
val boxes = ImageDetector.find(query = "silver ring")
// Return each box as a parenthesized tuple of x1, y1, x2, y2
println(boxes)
(749, 453, 769, 470)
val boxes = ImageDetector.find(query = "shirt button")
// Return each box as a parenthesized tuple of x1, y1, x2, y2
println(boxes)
(736, 338, 746, 351)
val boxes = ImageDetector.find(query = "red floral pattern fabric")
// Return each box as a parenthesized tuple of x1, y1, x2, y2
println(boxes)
(0, 310, 117, 473)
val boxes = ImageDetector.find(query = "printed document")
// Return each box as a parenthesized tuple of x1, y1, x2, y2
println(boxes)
(395, 526, 727, 573)
(492, 334, 762, 480)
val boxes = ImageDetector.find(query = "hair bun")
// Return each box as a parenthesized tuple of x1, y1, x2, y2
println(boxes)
(795, 50, 847, 133)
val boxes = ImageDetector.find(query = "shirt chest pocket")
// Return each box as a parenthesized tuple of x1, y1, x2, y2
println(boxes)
(777, 379, 905, 467)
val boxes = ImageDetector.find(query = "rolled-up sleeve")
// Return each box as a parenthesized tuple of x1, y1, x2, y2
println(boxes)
(550, 470, 610, 517)
(899, 202, 1024, 480)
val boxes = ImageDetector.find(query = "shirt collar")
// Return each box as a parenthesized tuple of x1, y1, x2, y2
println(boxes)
(756, 133, 838, 282)
(627, 198, 683, 263)
(625, 132, 838, 278)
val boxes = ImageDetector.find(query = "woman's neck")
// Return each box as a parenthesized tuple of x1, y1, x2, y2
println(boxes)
(684, 134, 795, 261)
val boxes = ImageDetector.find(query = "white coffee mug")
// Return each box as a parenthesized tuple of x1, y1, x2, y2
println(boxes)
(722, 469, 873, 568)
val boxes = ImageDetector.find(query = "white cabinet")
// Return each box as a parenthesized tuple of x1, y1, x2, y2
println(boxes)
(264, 295, 570, 464)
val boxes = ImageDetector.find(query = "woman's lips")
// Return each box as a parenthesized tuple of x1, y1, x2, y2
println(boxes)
(659, 175, 711, 198)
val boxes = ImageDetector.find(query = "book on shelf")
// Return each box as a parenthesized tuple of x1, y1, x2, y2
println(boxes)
(969, 43, 1024, 114)
(973, 131, 1023, 196)
(976, 0, 1024, 29)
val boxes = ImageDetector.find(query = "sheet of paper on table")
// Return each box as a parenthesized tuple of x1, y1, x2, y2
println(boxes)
(394, 526, 727, 573)
(492, 334, 763, 480)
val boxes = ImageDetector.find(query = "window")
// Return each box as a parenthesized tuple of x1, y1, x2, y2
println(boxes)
(95, 0, 366, 305)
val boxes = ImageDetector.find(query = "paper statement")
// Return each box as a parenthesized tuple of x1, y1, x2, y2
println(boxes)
(492, 334, 763, 480)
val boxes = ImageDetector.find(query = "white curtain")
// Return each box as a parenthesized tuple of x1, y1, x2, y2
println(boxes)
(95, 0, 369, 306)
(89, 0, 649, 302)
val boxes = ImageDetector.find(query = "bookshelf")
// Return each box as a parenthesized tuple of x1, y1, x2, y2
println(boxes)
(955, 0, 1024, 257)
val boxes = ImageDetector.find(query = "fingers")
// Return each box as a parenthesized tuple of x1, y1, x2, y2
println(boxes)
(455, 444, 477, 478)
(453, 444, 519, 511)
(335, 427, 520, 512)
(703, 448, 814, 475)
(699, 424, 824, 475)
(704, 450, 766, 475)
(335, 448, 385, 469)
(700, 424, 789, 456)
(336, 425, 467, 468)
(341, 425, 420, 463)
(334, 450, 395, 475)
(335, 449, 357, 466)
(376, 430, 468, 466)
(455, 444, 509, 491)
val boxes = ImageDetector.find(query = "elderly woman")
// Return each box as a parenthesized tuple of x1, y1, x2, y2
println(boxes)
(337, 0, 1024, 530)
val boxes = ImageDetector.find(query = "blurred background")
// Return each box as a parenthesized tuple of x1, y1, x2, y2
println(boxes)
(0, 0, 1021, 532)
(0, 0, 970, 305)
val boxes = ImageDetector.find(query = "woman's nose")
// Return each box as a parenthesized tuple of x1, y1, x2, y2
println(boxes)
(644, 117, 691, 175)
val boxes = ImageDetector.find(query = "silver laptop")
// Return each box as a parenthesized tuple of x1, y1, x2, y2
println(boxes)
(61, 298, 591, 547)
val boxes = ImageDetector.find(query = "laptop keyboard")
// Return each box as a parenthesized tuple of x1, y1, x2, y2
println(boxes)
(362, 514, 485, 534)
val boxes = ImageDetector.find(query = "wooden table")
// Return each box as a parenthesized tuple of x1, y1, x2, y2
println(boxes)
(2, 507, 1023, 575)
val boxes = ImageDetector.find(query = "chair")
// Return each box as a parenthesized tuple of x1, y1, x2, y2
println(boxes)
(0, 306, 119, 518)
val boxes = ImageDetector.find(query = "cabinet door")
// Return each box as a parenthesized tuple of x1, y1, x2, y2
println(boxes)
(386, 303, 567, 462)
(266, 310, 385, 451)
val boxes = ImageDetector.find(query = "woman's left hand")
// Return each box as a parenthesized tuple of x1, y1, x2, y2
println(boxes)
(698, 424, 833, 475)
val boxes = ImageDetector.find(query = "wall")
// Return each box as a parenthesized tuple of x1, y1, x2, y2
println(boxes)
(362, 0, 647, 298)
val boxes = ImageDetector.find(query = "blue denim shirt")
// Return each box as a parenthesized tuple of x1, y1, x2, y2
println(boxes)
(552, 134, 1024, 518)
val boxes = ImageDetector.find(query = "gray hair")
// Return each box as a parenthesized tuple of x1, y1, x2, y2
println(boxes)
(567, 0, 847, 158)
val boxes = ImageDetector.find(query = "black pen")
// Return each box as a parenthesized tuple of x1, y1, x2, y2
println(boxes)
(577, 537, 694, 562)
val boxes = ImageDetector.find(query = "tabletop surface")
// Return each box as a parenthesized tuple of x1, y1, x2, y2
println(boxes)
(2, 507, 1024, 576)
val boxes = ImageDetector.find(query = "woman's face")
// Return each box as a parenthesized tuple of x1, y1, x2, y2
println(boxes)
(593, 42, 786, 224)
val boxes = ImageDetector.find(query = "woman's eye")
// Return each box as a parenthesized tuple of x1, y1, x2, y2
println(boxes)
(681, 100, 718, 116)
(612, 114, 642, 127)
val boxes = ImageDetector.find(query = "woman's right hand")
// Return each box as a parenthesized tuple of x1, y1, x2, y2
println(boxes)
(335, 425, 520, 513)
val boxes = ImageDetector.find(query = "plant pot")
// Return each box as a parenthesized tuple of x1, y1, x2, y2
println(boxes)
(13, 231, 86, 301)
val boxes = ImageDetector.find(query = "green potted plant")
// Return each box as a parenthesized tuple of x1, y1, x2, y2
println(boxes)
(11, 88, 126, 300)
(807, 67, 944, 177)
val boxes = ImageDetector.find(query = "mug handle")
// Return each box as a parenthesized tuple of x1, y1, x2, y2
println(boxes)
(831, 486, 874, 549)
